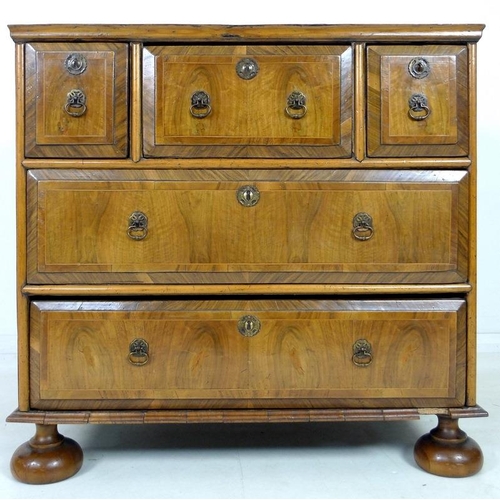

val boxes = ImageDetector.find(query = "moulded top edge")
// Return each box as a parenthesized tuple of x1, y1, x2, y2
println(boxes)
(7, 24, 486, 43)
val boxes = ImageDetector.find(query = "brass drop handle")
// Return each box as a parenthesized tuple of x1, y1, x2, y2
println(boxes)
(408, 93, 431, 121)
(127, 211, 148, 241)
(237, 185, 260, 207)
(352, 212, 374, 241)
(128, 338, 149, 366)
(237, 315, 261, 337)
(352, 339, 373, 367)
(190, 90, 212, 119)
(285, 91, 307, 119)
(64, 89, 87, 117)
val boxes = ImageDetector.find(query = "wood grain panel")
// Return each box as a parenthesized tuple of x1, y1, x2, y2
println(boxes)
(29, 299, 466, 410)
(25, 42, 128, 158)
(143, 45, 352, 158)
(26, 169, 468, 284)
(367, 45, 468, 157)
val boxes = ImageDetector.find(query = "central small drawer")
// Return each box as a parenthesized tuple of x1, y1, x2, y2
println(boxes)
(27, 169, 468, 285)
(29, 298, 466, 410)
(142, 45, 352, 158)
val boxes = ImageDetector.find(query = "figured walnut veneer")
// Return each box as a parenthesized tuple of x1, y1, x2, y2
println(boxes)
(26, 169, 468, 285)
(29, 299, 466, 410)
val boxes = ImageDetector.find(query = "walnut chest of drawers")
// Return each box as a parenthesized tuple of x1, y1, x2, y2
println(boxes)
(7, 24, 487, 483)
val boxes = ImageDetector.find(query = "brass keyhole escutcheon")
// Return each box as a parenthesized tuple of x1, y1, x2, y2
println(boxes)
(237, 185, 260, 207)
(236, 58, 259, 80)
(408, 57, 430, 79)
(65, 53, 87, 75)
(237, 315, 261, 337)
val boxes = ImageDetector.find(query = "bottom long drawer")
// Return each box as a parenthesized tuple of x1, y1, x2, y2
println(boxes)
(29, 299, 466, 410)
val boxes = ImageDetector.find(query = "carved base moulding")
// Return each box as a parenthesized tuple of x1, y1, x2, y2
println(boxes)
(8, 407, 488, 482)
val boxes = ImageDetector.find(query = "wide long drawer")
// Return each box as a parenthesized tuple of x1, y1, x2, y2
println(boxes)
(27, 169, 468, 285)
(30, 299, 466, 410)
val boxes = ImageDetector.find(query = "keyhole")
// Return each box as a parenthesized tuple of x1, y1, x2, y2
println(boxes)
(409, 58, 430, 79)
(237, 186, 260, 207)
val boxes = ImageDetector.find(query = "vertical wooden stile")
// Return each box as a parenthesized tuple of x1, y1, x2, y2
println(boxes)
(466, 42, 478, 407)
(354, 42, 366, 162)
(15, 42, 29, 411)
(131, 42, 142, 163)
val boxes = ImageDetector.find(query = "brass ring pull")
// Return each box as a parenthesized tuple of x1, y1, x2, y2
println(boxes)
(64, 89, 87, 117)
(237, 185, 260, 207)
(408, 93, 431, 121)
(285, 91, 307, 119)
(127, 211, 148, 241)
(352, 339, 373, 367)
(237, 315, 261, 337)
(190, 90, 212, 119)
(128, 338, 149, 366)
(352, 212, 374, 241)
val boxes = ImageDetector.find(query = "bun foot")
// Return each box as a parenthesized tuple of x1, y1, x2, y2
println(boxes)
(414, 416, 483, 477)
(11, 424, 83, 484)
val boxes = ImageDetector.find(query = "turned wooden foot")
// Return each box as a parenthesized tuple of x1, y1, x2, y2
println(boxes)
(414, 416, 483, 477)
(10, 424, 83, 484)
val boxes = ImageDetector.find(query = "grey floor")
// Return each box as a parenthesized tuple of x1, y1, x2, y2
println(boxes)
(0, 351, 499, 499)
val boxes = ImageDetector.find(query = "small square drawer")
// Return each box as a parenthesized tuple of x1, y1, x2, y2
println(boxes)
(367, 45, 468, 157)
(26, 169, 468, 285)
(25, 42, 129, 158)
(29, 298, 466, 410)
(143, 45, 352, 158)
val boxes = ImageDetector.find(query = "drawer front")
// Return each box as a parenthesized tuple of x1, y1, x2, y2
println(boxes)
(143, 45, 352, 158)
(367, 45, 468, 157)
(30, 299, 466, 410)
(27, 169, 468, 285)
(25, 42, 128, 158)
